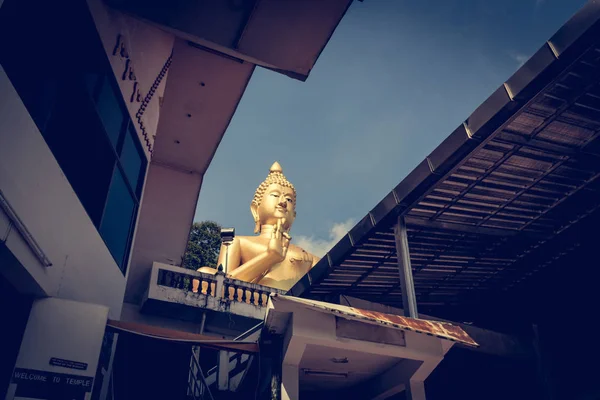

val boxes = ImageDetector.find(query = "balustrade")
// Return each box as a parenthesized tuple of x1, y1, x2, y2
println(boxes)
(157, 267, 216, 296)
(222, 279, 280, 307)
(153, 263, 285, 308)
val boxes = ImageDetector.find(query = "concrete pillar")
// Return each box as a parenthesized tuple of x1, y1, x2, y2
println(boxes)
(282, 364, 299, 400)
(407, 380, 427, 400)
(215, 271, 225, 299)
(5, 298, 108, 400)
(217, 351, 230, 391)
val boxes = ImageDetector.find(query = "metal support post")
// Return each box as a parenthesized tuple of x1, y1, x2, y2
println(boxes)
(394, 215, 418, 318)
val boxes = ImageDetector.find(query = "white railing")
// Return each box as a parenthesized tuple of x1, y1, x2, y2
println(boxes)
(147, 262, 285, 319)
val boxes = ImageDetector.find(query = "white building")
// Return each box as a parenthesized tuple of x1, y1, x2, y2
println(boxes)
(0, 0, 351, 398)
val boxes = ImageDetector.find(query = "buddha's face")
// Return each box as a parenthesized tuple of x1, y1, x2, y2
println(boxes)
(252, 183, 296, 231)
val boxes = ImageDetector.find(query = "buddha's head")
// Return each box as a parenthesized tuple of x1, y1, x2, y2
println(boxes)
(251, 162, 297, 234)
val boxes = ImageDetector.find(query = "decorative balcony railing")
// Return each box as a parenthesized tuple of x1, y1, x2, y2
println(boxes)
(144, 262, 286, 321)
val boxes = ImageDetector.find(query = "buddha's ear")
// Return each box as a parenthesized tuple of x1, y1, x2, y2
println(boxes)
(250, 203, 260, 234)
(250, 203, 259, 221)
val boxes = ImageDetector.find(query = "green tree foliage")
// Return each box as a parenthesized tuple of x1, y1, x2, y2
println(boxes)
(183, 221, 222, 270)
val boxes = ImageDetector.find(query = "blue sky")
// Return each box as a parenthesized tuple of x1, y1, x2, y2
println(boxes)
(194, 0, 588, 256)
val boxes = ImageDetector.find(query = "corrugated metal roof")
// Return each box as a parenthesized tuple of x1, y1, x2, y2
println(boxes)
(290, 1, 600, 312)
(270, 294, 478, 347)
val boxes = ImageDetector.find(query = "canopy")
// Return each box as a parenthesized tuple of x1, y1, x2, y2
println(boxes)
(290, 2, 600, 316)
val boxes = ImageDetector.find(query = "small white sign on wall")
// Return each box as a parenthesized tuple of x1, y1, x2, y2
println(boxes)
(5, 298, 108, 400)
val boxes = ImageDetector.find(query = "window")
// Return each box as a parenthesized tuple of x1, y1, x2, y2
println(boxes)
(100, 168, 136, 269)
(120, 124, 145, 198)
(0, 0, 148, 274)
(44, 76, 146, 273)
(43, 81, 116, 226)
(96, 77, 126, 148)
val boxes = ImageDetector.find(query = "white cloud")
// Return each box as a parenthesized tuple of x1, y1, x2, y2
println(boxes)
(509, 52, 529, 67)
(294, 219, 356, 258)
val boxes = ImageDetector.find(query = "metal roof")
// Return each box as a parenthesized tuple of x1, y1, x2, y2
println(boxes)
(290, 1, 600, 314)
(269, 295, 478, 347)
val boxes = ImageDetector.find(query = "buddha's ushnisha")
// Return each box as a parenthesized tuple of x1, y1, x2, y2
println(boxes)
(198, 162, 318, 291)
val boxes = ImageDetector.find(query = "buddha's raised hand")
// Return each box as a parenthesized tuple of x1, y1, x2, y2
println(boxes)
(267, 218, 290, 262)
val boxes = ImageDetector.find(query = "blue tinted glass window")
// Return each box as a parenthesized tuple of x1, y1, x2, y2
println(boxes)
(100, 168, 136, 270)
(44, 85, 115, 227)
(96, 78, 124, 148)
(120, 124, 145, 198)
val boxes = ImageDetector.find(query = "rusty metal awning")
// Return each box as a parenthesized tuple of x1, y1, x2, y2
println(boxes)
(290, 1, 600, 314)
(270, 294, 478, 347)
(107, 320, 259, 354)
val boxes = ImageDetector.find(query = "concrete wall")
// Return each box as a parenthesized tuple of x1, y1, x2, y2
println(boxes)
(0, 66, 125, 319)
(87, 0, 174, 157)
(110, 0, 353, 80)
(124, 40, 254, 306)
(125, 163, 203, 304)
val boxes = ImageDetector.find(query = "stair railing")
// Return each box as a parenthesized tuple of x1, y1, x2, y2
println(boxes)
(188, 354, 214, 400)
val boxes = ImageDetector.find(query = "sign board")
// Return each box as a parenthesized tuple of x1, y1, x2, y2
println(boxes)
(5, 298, 108, 400)
(49, 358, 88, 371)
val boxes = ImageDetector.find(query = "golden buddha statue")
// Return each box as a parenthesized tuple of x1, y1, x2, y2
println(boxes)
(197, 162, 319, 292)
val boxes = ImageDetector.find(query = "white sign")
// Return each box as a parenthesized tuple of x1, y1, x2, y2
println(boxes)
(5, 298, 108, 400)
